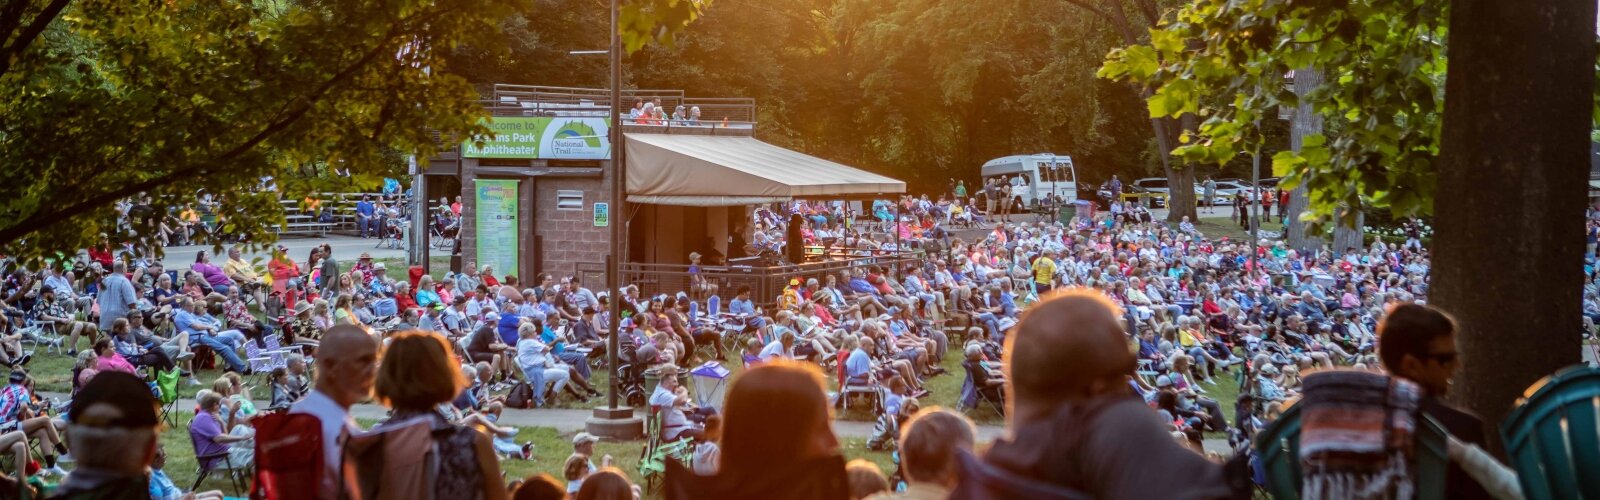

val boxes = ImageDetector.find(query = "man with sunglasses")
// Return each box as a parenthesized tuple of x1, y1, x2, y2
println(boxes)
(1377, 304, 1490, 500)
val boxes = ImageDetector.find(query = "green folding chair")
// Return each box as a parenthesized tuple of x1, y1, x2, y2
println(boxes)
(638, 408, 693, 493)
(156, 367, 182, 426)
(1500, 364, 1600, 500)
(1254, 403, 1450, 500)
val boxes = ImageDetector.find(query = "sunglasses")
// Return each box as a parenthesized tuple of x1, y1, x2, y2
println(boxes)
(1419, 351, 1458, 364)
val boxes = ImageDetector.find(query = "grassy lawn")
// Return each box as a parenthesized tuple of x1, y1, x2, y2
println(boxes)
(1195, 216, 1285, 243)
(372, 256, 453, 282)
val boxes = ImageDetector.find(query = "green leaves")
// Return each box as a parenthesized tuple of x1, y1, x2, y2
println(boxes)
(1099, 0, 1452, 230)
(621, 0, 714, 54)
(1100, 45, 1160, 81)
(0, 0, 523, 260)
(1148, 78, 1198, 117)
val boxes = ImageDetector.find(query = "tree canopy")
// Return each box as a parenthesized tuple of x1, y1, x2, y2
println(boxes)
(1099, 0, 1448, 230)
(0, 0, 710, 261)
(446, 0, 1182, 193)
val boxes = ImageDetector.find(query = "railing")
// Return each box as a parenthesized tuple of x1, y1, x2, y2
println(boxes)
(621, 252, 920, 307)
(484, 85, 757, 124)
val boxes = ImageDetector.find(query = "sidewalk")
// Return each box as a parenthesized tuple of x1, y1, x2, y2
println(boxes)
(158, 235, 407, 273)
(50, 392, 1230, 453)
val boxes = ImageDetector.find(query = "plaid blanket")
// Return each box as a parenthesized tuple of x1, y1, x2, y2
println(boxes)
(1298, 370, 1422, 500)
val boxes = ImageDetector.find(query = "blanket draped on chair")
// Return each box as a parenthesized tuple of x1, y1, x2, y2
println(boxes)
(1298, 370, 1423, 500)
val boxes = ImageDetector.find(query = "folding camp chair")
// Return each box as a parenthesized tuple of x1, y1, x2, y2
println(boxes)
(244, 339, 291, 376)
(638, 407, 694, 493)
(18, 318, 61, 355)
(962, 364, 1005, 417)
(1500, 364, 1600, 500)
(1253, 402, 1449, 500)
(156, 367, 182, 426)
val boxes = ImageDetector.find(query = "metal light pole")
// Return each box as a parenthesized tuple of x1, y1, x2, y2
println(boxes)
(1250, 148, 1260, 274)
(586, 0, 642, 440)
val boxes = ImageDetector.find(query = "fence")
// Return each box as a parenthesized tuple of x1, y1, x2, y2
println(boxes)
(621, 252, 920, 306)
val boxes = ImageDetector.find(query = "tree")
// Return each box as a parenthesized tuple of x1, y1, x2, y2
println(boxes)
(1099, 0, 1444, 238)
(617, 0, 1153, 194)
(0, 0, 710, 261)
(1431, 0, 1593, 448)
(1064, 0, 1198, 222)
(1104, 0, 1598, 443)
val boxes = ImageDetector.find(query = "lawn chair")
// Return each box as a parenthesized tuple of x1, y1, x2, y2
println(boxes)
(251, 411, 324, 500)
(264, 333, 308, 364)
(244, 338, 290, 375)
(1499, 364, 1600, 500)
(638, 406, 694, 493)
(961, 363, 1005, 417)
(835, 351, 882, 414)
(1136, 359, 1160, 385)
(18, 317, 61, 355)
(156, 367, 182, 427)
(190, 418, 250, 494)
(1253, 404, 1449, 500)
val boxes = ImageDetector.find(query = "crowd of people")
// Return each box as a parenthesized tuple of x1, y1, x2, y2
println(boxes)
(0, 180, 1570, 499)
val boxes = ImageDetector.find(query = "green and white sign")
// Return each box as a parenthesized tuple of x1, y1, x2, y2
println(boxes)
(593, 202, 609, 227)
(475, 179, 520, 279)
(461, 117, 611, 159)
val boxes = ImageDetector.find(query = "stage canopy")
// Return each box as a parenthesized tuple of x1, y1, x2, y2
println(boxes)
(625, 133, 906, 206)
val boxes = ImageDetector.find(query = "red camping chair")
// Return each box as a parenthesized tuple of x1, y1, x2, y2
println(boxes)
(251, 411, 324, 500)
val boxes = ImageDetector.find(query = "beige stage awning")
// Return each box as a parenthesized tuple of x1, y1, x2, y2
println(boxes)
(625, 133, 906, 206)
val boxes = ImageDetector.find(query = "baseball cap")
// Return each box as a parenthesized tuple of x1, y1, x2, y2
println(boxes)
(572, 432, 600, 445)
(68, 372, 159, 428)
(1155, 374, 1173, 388)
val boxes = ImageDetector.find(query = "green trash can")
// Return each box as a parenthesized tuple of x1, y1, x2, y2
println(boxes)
(643, 367, 692, 398)
(1057, 204, 1076, 225)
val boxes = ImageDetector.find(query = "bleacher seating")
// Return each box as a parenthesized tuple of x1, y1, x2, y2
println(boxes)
(275, 193, 447, 237)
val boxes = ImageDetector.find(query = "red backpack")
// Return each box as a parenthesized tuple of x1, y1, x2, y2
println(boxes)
(251, 411, 324, 500)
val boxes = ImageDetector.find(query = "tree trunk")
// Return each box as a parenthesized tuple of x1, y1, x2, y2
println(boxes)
(1432, 0, 1593, 451)
(1150, 115, 1196, 223)
(1284, 67, 1363, 253)
(1076, 0, 1195, 223)
(1165, 114, 1198, 223)
(1331, 209, 1365, 254)
(1286, 68, 1324, 252)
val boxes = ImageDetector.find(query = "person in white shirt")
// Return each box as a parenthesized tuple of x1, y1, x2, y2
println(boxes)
(758, 331, 795, 361)
(289, 325, 377, 498)
(514, 323, 570, 407)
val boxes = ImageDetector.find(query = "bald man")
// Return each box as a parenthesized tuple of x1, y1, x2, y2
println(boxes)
(957, 290, 1234, 498)
(289, 324, 378, 498)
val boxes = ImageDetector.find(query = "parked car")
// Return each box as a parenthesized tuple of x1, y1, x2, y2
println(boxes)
(1135, 177, 1209, 207)
(1209, 181, 1248, 204)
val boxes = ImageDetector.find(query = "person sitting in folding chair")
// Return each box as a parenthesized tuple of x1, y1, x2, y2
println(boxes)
(33, 286, 95, 356)
(189, 390, 253, 488)
(0, 370, 67, 477)
(962, 345, 1004, 411)
(649, 365, 715, 442)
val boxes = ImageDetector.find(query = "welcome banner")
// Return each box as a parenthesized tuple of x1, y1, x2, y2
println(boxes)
(461, 117, 611, 159)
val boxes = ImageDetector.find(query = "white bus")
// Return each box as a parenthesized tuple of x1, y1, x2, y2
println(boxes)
(980, 153, 1078, 208)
